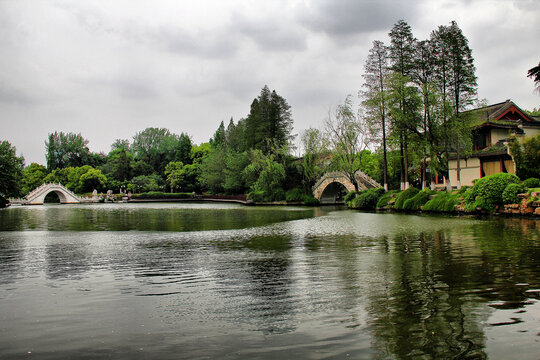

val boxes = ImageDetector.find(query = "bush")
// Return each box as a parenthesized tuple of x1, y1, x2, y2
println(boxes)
(394, 187, 420, 210)
(376, 190, 398, 209)
(465, 173, 520, 211)
(502, 183, 527, 204)
(132, 191, 193, 199)
(350, 188, 385, 210)
(422, 192, 460, 213)
(286, 188, 305, 202)
(522, 178, 540, 188)
(247, 191, 265, 202)
(402, 189, 434, 211)
(303, 195, 320, 206)
(344, 191, 358, 204)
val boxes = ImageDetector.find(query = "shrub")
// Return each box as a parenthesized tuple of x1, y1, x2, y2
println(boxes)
(350, 188, 385, 210)
(465, 173, 519, 211)
(286, 188, 305, 202)
(376, 190, 398, 209)
(344, 191, 358, 204)
(422, 192, 460, 213)
(522, 177, 540, 188)
(394, 187, 420, 210)
(247, 191, 265, 202)
(303, 195, 320, 206)
(502, 183, 527, 204)
(132, 191, 193, 199)
(402, 189, 434, 211)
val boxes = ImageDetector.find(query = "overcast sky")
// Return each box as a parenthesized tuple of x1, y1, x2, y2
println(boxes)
(1, 0, 539, 165)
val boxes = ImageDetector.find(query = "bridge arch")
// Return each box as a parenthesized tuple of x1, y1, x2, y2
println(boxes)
(312, 170, 382, 204)
(25, 183, 81, 205)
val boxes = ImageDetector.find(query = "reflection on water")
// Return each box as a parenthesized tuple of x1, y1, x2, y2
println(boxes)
(0, 204, 539, 359)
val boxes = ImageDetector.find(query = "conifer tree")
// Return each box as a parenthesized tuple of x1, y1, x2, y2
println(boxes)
(388, 20, 417, 189)
(361, 40, 390, 190)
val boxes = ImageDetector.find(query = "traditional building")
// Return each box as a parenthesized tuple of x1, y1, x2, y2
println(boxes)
(448, 100, 540, 186)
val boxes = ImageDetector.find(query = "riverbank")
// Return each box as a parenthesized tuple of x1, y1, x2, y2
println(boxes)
(347, 174, 540, 218)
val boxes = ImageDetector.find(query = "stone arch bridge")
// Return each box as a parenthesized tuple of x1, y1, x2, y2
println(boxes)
(313, 171, 381, 204)
(23, 183, 82, 205)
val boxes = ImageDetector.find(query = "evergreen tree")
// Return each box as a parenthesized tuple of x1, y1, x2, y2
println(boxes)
(245, 85, 293, 154)
(361, 40, 390, 190)
(388, 20, 417, 189)
(447, 21, 477, 188)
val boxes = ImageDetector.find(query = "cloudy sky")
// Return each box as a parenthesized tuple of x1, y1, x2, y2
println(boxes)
(1, 0, 539, 165)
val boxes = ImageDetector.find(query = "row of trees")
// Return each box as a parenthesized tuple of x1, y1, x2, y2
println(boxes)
(359, 20, 477, 190)
(2, 85, 305, 202)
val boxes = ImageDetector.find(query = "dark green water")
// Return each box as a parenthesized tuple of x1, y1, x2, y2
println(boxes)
(0, 203, 539, 359)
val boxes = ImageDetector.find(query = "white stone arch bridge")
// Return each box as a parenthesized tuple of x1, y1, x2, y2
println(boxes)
(24, 183, 82, 205)
(313, 171, 381, 204)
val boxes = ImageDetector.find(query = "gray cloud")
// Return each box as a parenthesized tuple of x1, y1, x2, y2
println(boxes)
(0, 84, 36, 105)
(233, 13, 308, 52)
(297, 0, 421, 37)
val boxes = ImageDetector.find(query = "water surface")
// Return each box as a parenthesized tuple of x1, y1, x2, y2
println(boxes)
(0, 203, 539, 359)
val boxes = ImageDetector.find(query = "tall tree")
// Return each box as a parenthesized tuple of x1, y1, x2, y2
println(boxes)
(361, 40, 390, 190)
(245, 85, 293, 154)
(412, 39, 438, 189)
(45, 132, 91, 170)
(0, 140, 24, 199)
(447, 21, 478, 188)
(388, 20, 417, 189)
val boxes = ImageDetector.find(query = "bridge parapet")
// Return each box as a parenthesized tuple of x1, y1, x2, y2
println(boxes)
(24, 183, 82, 205)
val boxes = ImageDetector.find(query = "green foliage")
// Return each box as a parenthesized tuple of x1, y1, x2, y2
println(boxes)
(402, 189, 434, 211)
(128, 174, 162, 193)
(303, 195, 320, 206)
(286, 188, 305, 202)
(132, 191, 193, 199)
(0, 140, 24, 197)
(344, 191, 358, 204)
(165, 161, 185, 192)
(223, 152, 249, 194)
(465, 173, 520, 211)
(45, 132, 91, 170)
(376, 190, 398, 208)
(245, 85, 293, 154)
(350, 188, 385, 210)
(78, 168, 107, 193)
(247, 190, 265, 202)
(43, 167, 72, 186)
(22, 163, 47, 195)
(422, 191, 460, 212)
(521, 177, 540, 188)
(509, 135, 540, 180)
(131, 127, 184, 175)
(394, 187, 420, 210)
(502, 183, 526, 205)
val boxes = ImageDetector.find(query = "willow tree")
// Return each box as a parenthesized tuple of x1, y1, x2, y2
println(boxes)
(326, 96, 372, 191)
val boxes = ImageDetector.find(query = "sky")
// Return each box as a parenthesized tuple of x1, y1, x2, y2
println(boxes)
(1, 0, 539, 165)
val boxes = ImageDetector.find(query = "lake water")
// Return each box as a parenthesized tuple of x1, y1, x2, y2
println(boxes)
(0, 203, 539, 359)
